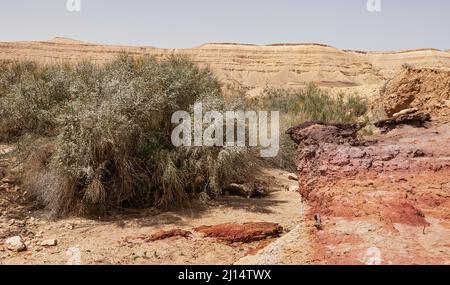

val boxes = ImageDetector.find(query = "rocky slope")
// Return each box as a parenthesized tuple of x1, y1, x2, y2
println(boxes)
(1, 37, 450, 97)
(288, 121, 450, 264)
(381, 68, 450, 118)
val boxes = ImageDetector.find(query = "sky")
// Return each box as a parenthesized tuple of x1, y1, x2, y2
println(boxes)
(0, 0, 449, 51)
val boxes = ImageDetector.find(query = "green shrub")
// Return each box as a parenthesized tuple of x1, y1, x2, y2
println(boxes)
(1, 55, 253, 216)
(0, 61, 102, 139)
(247, 83, 368, 171)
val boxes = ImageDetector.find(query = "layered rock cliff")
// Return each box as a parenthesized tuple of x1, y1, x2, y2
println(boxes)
(1, 37, 450, 98)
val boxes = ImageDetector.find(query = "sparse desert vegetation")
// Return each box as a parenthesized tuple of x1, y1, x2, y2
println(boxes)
(0, 55, 253, 216)
(0, 56, 372, 215)
(0, 39, 449, 266)
(248, 84, 369, 170)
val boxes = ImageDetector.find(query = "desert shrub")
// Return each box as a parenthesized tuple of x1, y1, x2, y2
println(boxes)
(247, 83, 368, 170)
(0, 62, 75, 139)
(1, 55, 253, 216)
(401, 63, 414, 70)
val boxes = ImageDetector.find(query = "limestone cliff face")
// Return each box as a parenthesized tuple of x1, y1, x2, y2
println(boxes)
(1, 37, 450, 97)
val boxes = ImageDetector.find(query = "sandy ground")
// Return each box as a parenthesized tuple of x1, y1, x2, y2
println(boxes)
(0, 162, 313, 265)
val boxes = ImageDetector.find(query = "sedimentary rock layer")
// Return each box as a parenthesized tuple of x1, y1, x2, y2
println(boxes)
(1, 37, 450, 97)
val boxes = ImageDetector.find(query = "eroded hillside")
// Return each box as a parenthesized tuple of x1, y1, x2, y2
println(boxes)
(1, 37, 450, 98)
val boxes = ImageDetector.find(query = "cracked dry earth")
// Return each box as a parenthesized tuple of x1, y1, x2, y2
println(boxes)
(0, 158, 313, 265)
(290, 121, 450, 265)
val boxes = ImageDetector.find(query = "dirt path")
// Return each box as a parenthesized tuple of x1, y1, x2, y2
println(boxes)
(0, 154, 313, 265)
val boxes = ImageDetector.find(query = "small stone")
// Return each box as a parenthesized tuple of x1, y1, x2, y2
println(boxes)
(41, 239, 58, 247)
(5, 236, 27, 252)
(15, 220, 26, 227)
(65, 223, 74, 230)
(287, 173, 299, 181)
(413, 149, 425, 158)
(288, 185, 299, 192)
(393, 108, 418, 118)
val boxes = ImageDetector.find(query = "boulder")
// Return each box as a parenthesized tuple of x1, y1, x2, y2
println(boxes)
(194, 222, 283, 243)
(374, 112, 431, 133)
(5, 236, 26, 252)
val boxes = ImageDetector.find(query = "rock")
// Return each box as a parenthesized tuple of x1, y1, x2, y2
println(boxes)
(314, 214, 323, 230)
(224, 183, 267, 198)
(287, 173, 299, 181)
(65, 223, 74, 230)
(286, 121, 366, 146)
(288, 186, 299, 192)
(144, 229, 192, 242)
(393, 108, 418, 117)
(225, 183, 252, 197)
(40, 239, 58, 247)
(194, 222, 283, 243)
(413, 149, 426, 158)
(381, 68, 450, 117)
(234, 225, 304, 265)
(375, 112, 431, 133)
(5, 236, 26, 252)
(14, 220, 26, 228)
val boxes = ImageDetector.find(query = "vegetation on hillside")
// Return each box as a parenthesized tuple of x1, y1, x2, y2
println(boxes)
(0, 56, 368, 215)
(247, 84, 369, 170)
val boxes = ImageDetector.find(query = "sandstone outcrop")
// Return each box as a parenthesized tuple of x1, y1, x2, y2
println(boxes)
(374, 110, 431, 133)
(194, 222, 283, 244)
(289, 121, 450, 264)
(380, 68, 450, 117)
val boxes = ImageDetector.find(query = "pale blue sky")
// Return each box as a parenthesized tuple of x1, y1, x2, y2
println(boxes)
(0, 0, 449, 50)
